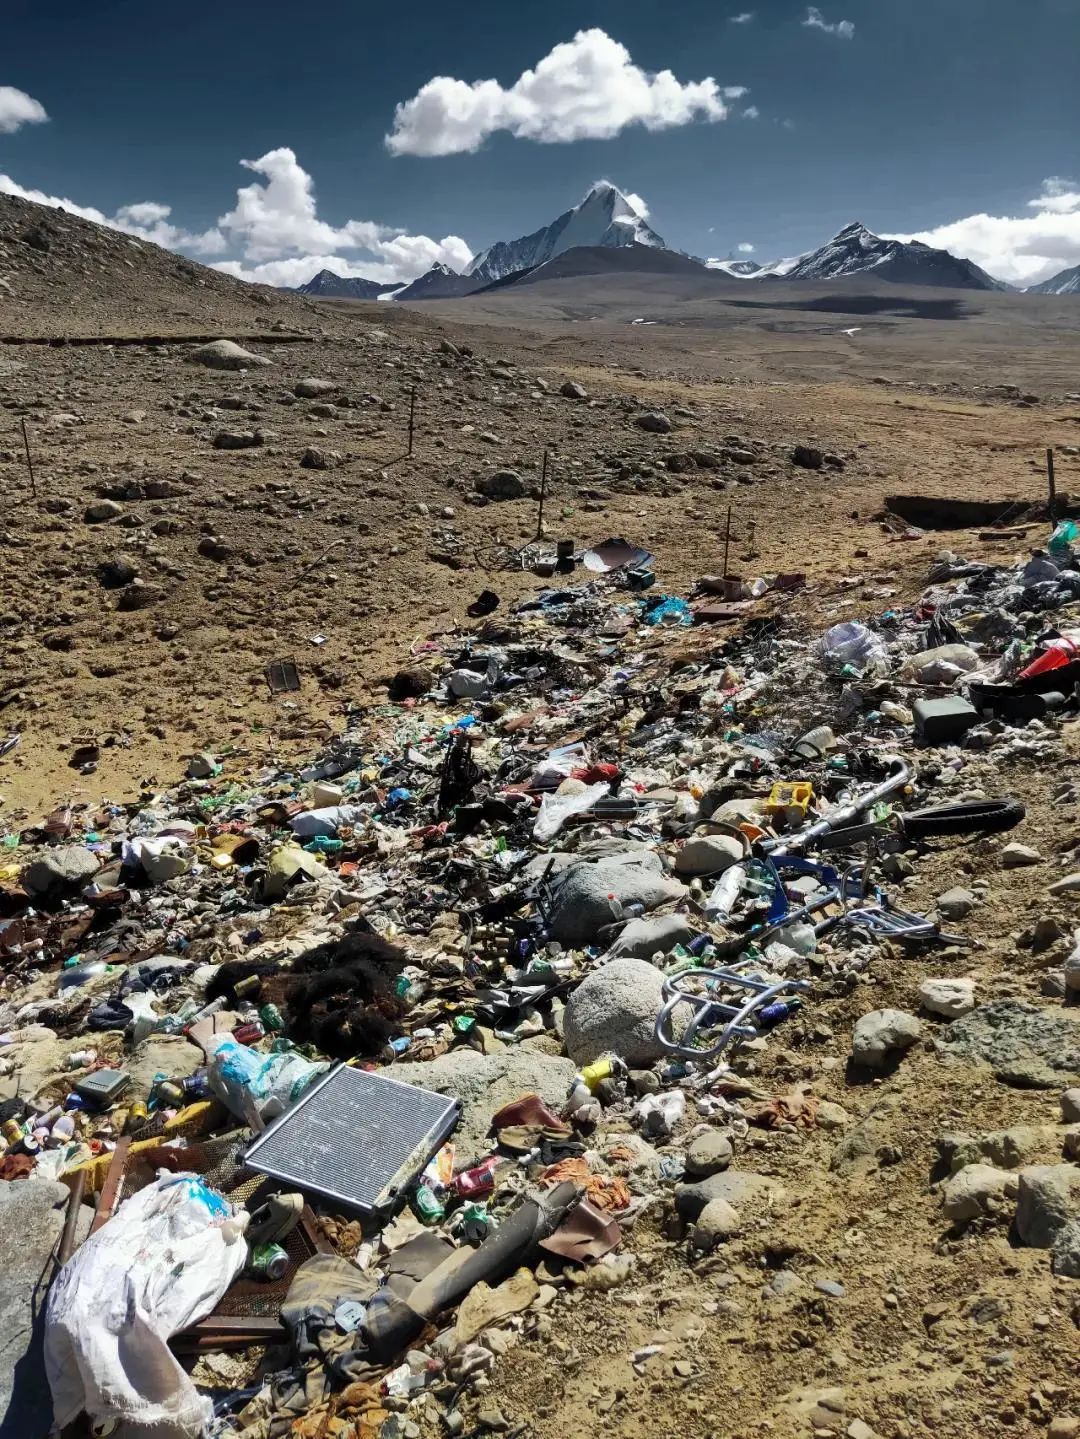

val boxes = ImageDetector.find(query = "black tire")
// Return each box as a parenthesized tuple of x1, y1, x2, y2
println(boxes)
(899, 798, 1026, 839)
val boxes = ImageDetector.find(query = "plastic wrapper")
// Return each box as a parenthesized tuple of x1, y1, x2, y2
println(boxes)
(533, 780, 611, 842)
(45, 1173, 248, 1437)
(205, 1033, 329, 1124)
(816, 622, 890, 676)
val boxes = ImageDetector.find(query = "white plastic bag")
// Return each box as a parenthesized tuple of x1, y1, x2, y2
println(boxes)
(45, 1173, 248, 1437)
(290, 804, 363, 838)
(533, 780, 611, 842)
(817, 622, 889, 676)
(205, 1033, 328, 1123)
(634, 1089, 686, 1137)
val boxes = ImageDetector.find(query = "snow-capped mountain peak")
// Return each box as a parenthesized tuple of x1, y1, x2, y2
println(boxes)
(784, 221, 1009, 290)
(467, 183, 665, 284)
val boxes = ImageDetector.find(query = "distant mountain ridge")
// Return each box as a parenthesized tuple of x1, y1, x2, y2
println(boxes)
(294, 269, 401, 299)
(1028, 262, 1080, 295)
(285, 196, 1057, 303)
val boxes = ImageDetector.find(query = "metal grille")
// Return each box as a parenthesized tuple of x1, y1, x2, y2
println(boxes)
(243, 1064, 461, 1215)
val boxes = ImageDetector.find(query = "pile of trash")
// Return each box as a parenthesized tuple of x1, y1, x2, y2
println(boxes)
(5, 524, 1080, 1437)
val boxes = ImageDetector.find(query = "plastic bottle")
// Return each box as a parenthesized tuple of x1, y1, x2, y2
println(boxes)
(704, 864, 746, 919)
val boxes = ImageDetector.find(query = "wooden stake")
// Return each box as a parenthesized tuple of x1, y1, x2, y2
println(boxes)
(407, 386, 417, 457)
(1047, 447, 1057, 520)
(20, 417, 37, 497)
(536, 448, 549, 539)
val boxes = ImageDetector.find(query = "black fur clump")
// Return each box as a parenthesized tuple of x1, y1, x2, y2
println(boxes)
(204, 960, 284, 1005)
(286, 931, 408, 1061)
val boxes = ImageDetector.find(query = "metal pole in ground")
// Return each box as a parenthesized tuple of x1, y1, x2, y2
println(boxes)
(536, 449, 549, 539)
(20, 417, 37, 498)
(407, 387, 417, 457)
(722, 504, 732, 578)
(1047, 447, 1057, 520)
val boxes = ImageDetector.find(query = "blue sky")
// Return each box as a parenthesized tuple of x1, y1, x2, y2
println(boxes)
(2, 0, 1079, 286)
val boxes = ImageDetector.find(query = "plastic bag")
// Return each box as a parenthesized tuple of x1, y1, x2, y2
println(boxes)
(205, 1033, 329, 1123)
(290, 804, 363, 838)
(644, 595, 693, 627)
(45, 1173, 248, 1437)
(634, 1090, 686, 1137)
(1048, 520, 1080, 558)
(816, 622, 889, 676)
(533, 780, 611, 842)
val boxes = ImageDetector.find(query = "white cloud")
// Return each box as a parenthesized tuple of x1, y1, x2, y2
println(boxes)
(210, 148, 472, 282)
(742, 105, 760, 119)
(623, 191, 650, 220)
(0, 86, 47, 134)
(1028, 176, 1080, 215)
(885, 178, 1080, 286)
(729, 12, 755, 23)
(0, 174, 225, 252)
(738, 242, 755, 253)
(385, 28, 740, 156)
(0, 147, 472, 287)
(802, 7, 855, 38)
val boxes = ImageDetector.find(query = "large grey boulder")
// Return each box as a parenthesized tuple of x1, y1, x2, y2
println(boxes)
(388, 1046, 575, 1157)
(23, 846, 100, 895)
(1015, 1164, 1080, 1248)
(673, 833, 745, 877)
(546, 852, 685, 946)
(1051, 1219, 1080, 1277)
(187, 339, 271, 370)
(0, 1180, 92, 1434)
(937, 1001, 1080, 1088)
(563, 957, 671, 1066)
(850, 1009, 922, 1070)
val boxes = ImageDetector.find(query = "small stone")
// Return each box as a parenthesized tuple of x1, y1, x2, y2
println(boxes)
(941, 1164, 1018, 1223)
(919, 977, 976, 1019)
(1001, 842, 1041, 868)
(685, 1130, 734, 1177)
(187, 339, 271, 371)
(213, 430, 260, 450)
(937, 886, 977, 921)
(560, 381, 588, 400)
(187, 752, 217, 779)
(816, 1101, 850, 1131)
(635, 411, 672, 434)
(294, 378, 336, 398)
(765, 1269, 802, 1299)
(1049, 1417, 1080, 1439)
(850, 1009, 922, 1069)
(1049, 873, 1080, 895)
(1062, 1089, 1080, 1124)
(97, 554, 137, 588)
(476, 1409, 508, 1432)
(300, 446, 328, 469)
(85, 500, 122, 523)
(117, 580, 165, 610)
(816, 1280, 846, 1298)
(792, 445, 824, 469)
(475, 469, 526, 501)
(689, 1197, 742, 1250)
(1015, 1165, 1080, 1248)
(847, 1422, 878, 1439)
